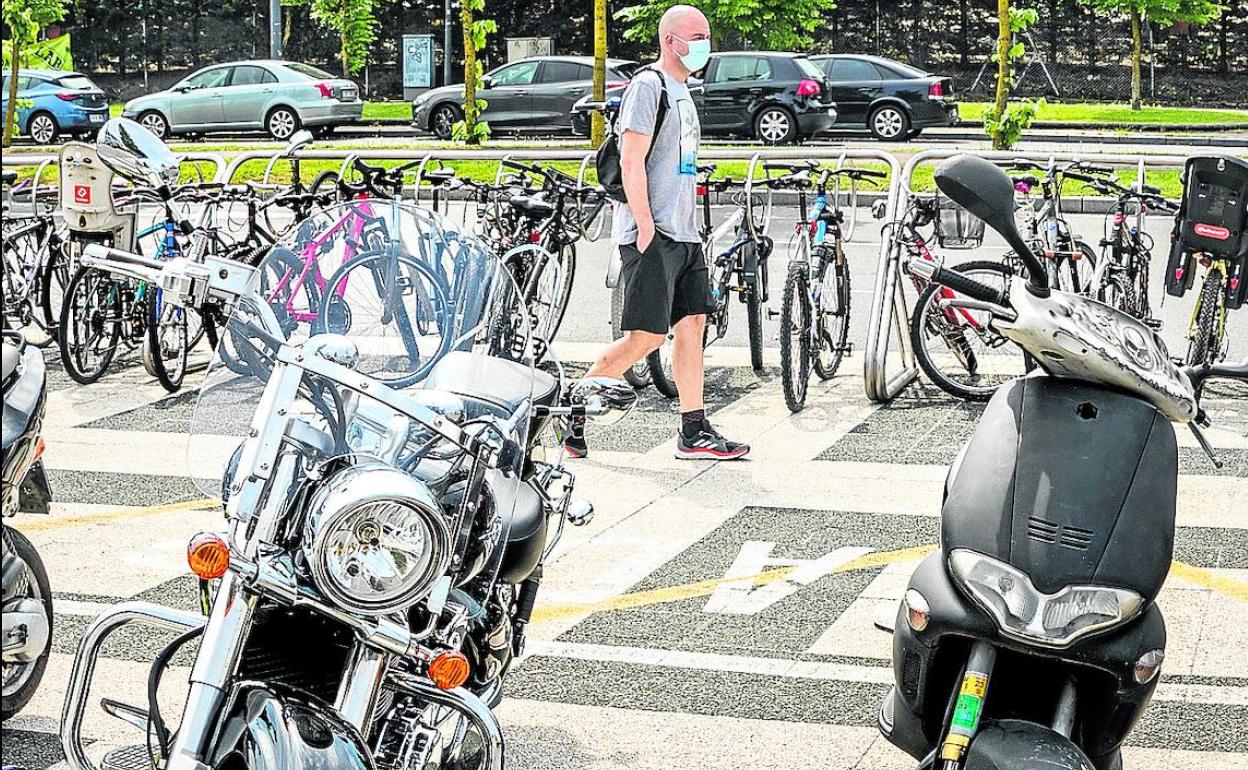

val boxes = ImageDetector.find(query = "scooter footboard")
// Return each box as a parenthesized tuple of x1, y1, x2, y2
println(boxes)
(60, 601, 206, 770)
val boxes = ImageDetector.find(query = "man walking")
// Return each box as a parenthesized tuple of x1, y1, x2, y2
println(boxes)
(566, 4, 749, 461)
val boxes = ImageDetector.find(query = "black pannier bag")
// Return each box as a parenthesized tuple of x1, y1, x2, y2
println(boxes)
(1166, 155, 1248, 309)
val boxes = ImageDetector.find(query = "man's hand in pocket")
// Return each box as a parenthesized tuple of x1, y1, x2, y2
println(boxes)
(637, 222, 656, 253)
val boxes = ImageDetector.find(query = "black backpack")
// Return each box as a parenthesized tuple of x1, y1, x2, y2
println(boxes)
(596, 67, 669, 203)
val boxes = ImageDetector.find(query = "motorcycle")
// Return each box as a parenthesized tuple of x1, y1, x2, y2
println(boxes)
(878, 154, 1248, 770)
(60, 147, 636, 769)
(2, 329, 55, 721)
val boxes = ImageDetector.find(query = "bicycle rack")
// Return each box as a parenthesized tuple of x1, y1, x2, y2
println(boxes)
(879, 148, 1196, 403)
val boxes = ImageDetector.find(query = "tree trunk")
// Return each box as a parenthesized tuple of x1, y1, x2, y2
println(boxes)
(992, 0, 1010, 150)
(590, 0, 607, 146)
(1130, 8, 1142, 110)
(342, 31, 350, 76)
(461, 5, 478, 144)
(4, 38, 20, 148)
(959, 0, 969, 67)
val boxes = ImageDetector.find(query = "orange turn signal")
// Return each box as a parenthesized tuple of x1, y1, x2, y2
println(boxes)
(428, 650, 471, 690)
(33, 437, 46, 462)
(187, 533, 230, 580)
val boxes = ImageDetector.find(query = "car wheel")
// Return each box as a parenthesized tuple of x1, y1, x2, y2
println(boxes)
(27, 112, 59, 144)
(754, 106, 797, 145)
(138, 111, 170, 139)
(266, 106, 300, 141)
(907, 128, 924, 139)
(869, 105, 910, 141)
(430, 104, 461, 140)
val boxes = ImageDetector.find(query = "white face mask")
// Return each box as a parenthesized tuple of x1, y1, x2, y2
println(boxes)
(671, 34, 711, 72)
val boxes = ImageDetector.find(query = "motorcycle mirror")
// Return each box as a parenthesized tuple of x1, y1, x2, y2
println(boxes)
(96, 117, 181, 189)
(282, 129, 314, 158)
(571, 377, 638, 426)
(934, 154, 1049, 295)
(871, 199, 888, 220)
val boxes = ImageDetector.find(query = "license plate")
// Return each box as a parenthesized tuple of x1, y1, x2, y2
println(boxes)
(89, 113, 105, 123)
(341, 88, 357, 100)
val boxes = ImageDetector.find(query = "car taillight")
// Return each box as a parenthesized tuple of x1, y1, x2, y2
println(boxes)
(796, 79, 821, 98)
(929, 81, 944, 98)
(56, 92, 80, 101)
(606, 81, 626, 89)
(315, 82, 334, 98)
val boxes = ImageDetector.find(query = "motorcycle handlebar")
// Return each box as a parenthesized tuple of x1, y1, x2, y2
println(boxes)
(930, 264, 1009, 307)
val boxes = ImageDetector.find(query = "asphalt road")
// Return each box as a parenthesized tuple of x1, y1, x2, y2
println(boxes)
(2, 170, 1246, 770)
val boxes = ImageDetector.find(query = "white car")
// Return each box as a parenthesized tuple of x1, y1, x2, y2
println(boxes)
(122, 60, 362, 140)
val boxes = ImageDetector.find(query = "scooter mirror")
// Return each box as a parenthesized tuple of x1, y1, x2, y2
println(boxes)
(934, 154, 1049, 294)
(572, 377, 638, 426)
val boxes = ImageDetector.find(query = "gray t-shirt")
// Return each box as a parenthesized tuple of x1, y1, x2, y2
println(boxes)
(611, 67, 701, 245)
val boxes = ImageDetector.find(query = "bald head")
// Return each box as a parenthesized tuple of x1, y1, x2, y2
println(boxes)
(657, 4, 710, 76)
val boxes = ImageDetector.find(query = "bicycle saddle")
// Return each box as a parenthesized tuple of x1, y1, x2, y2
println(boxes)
(423, 168, 456, 185)
(509, 195, 555, 220)
(2, 170, 17, 185)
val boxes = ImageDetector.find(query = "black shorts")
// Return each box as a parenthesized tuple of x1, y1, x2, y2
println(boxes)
(619, 231, 714, 335)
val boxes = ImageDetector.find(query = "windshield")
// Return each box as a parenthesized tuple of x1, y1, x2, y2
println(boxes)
(285, 62, 337, 80)
(189, 201, 536, 580)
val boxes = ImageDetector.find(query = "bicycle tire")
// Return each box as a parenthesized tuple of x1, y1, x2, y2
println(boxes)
(746, 242, 765, 372)
(813, 258, 850, 381)
(910, 260, 1021, 402)
(58, 266, 121, 385)
(524, 243, 577, 344)
(647, 338, 679, 398)
(310, 170, 342, 201)
(610, 281, 652, 389)
(779, 262, 811, 413)
(1185, 269, 1224, 367)
(316, 249, 449, 388)
(38, 237, 69, 333)
(145, 290, 189, 392)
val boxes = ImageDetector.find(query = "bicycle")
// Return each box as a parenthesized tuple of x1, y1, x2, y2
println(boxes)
(1007, 158, 1108, 294)
(2, 175, 67, 337)
(1065, 172, 1176, 327)
(1184, 255, 1234, 366)
(647, 161, 773, 399)
(770, 161, 887, 412)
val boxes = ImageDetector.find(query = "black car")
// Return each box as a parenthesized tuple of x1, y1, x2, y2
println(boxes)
(574, 52, 837, 144)
(412, 56, 639, 139)
(810, 54, 958, 141)
(696, 52, 837, 143)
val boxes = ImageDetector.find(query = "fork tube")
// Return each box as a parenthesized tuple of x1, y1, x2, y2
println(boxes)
(336, 644, 389, 731)
(164, 573, 258, 770)
(940, 641, 996, 766)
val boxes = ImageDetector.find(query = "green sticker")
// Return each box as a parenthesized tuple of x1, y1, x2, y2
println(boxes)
(951, 693, 983, 732)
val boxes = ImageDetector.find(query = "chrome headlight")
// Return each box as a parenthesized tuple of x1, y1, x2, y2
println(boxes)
(303, 463, 451, 615)
(948, 549, 1144, 647)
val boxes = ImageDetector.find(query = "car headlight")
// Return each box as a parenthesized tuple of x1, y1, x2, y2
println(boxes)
(948, 549, 1143, 647)
(303, 463, 451, 615)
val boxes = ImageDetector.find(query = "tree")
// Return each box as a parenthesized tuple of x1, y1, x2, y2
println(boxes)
(454, 0, 496, 144)
(1078, 0, 1222, 109)
(283, 0, 387, 76)
(983, 2, 1042, 150)
(617, 0, 837, 51)
(591, 0, 607, 146)
(2, 0, 67, 147)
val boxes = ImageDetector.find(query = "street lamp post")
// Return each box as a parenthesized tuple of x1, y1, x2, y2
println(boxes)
(270, 0, 283, 59)
(444, 0, 453, 85)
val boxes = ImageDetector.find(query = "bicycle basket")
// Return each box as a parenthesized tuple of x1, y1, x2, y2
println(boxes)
(934, 194, 986, 250)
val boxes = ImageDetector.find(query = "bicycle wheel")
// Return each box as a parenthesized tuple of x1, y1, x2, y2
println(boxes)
(779, 262, 811, 413)
(610, 281, 652, 389)
(1185, 269, 1224, 367)
(58, 267, 121, 384)
(38, 238, 69, 333)
(316, 250, 449, 388)
(523, 243, 576, 344)
(144, 290, 189, 392)
(910, 260, 1023, 401)
(647, 336, 679, 399)
(745, 240, 765, 372)
(813, 252, 850, 381)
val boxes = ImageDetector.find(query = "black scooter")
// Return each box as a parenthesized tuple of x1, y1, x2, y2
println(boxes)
(2, 330, 54, 721)
(878, 155, 1247, 770)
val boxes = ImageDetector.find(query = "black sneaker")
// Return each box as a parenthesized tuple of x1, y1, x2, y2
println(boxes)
(563, 417, 588, 459)
(675, 423, 750, 460)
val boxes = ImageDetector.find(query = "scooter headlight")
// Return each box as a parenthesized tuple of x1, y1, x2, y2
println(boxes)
(948, 550, 1143, 648)
(303, 463, 451, 615)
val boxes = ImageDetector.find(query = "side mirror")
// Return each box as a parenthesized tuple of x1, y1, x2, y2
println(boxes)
(96, 117, 181, 189)
(571, 377, 637, 426)
(688, 76, 705, 95)
(481, 75, 494, 89)
(934, 154, 1048, 293)
(282, 129, 314, 157)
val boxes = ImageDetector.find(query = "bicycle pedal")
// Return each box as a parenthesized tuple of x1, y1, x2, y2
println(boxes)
(766, 308, 780, 320)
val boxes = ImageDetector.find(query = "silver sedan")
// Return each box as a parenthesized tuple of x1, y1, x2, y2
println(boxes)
(122, 60, 362, 140)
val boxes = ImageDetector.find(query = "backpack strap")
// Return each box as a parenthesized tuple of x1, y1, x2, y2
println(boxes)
(618, 66, 670, 164)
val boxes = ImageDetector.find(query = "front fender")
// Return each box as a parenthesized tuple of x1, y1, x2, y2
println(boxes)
(209, 682, 376, 770)
(966, 720, 1095, 770)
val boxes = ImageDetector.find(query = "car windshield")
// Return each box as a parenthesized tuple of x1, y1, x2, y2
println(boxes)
(794, 57, 825, 80)
(285, 62, 337, 80)
(56, 75, 96, 90)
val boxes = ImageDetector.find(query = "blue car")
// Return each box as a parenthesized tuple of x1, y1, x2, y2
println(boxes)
(1, 69, 110, 144)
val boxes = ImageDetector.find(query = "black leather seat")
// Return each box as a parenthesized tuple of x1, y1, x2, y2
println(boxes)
(508, 195, 555, 221)
(423, 351, 557, 415)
